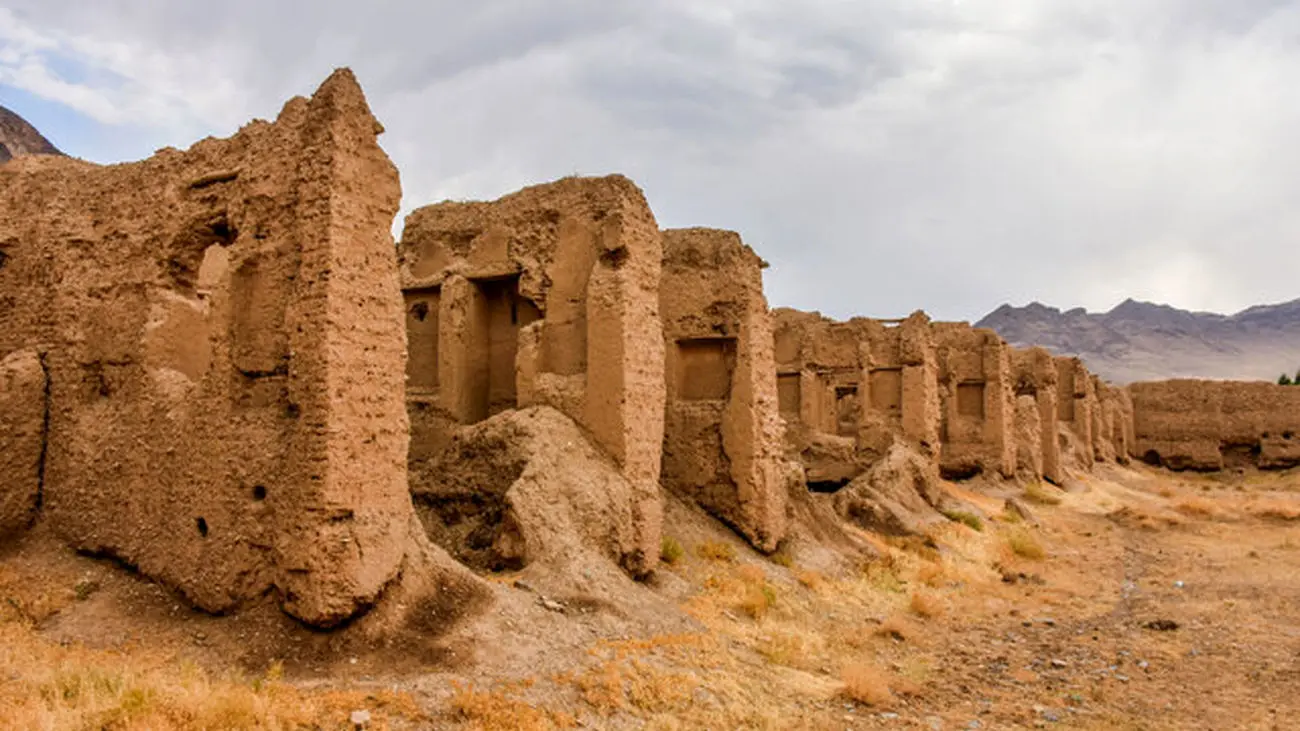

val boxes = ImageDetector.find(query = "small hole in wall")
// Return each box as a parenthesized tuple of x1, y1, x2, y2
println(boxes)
(196, 517, 209, 537)
(1285, 431, 1295, 440)
(410, 301, 429, 322)
(252, 485, 267, 501)
(0, 249, 8, 271)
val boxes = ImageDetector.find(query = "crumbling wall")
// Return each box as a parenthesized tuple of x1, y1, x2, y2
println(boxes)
(1010, 347, 1062, 483)
(1130, 380, 1300, 470)
(398, 175, 664, 575)
(772, 309, 940, 487)
(1055, 357, 1096, 468)
(934, 324, 1014, 480)
(0, 70, 413, 627)
(660, 228, 791, 552)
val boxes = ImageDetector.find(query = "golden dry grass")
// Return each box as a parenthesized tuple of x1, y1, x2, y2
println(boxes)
(695, 540, 737, 562)
(874, 614, 918, 642)
(839, 663, 893, 706)
(0, 623, 424, 730)
(1025, 482, 1064, 506)
(1005, 529, 1046, 560)
(1174, 497, 1219, 518)
(908, 590, 944, 619)
(448, 682, 575, 731)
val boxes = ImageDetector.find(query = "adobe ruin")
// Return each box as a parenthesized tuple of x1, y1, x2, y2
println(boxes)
(1130, 380, 1300, 471)
(0, 70, 414, 627)
(1010, 346, 1062, 484)
(772, 310, 941, 487)
(933, 323, 1015, 480)
(659, 228, 793, 552)
(397, 175, 665, 575)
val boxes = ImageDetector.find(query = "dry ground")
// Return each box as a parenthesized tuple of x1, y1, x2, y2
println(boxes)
(2, 464, 1298, 730)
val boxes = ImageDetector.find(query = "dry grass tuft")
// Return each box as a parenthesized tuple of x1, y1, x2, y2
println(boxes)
(695, 540, 737, 562)
(874, 614, 917, 642)
(1005, 529, 1046, 560)
(769, 541, 795, 568)
(839, 663, 893, 706)
(735, 566, 778, 621)
(0, 623, 424, 730)
(916, 562, 947, 588)
(909, 590, 944, 619)
(660, 536, 685, 565)
(1174, 497, 1219, 518)
(449, 682, 574, 730)
(1025, 482, 1063, 506)
(941, 509, 985, 532)
(795, 570, 825, 591)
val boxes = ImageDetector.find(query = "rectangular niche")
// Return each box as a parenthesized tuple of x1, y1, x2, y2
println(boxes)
(777, 373, 802, 415)
(676, 337, 737, 401)
(957, 381, 986, 419)
(471, 275, 541, 421)
(404, 287, 441, 394)
(869, 368, 903, 413)
(835, 384, 860, 436)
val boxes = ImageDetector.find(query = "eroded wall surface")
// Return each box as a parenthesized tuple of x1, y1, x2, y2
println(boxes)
(398, 175, 665, 575)
(773, 309, 940, 484)
(1011, 347, 1062, 483)
(0, 70, 412, 627)
(1130, 380, 1300, 471)
(934, 324, 1014, 480)
(660, 228, 790, 552)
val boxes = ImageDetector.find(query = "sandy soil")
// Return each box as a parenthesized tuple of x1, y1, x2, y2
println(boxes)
(2, 464, 1297, 730)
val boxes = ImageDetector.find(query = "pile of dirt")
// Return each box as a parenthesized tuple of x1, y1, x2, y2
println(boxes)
(410, 407, 651, 588)
(832, 441, 984, 536)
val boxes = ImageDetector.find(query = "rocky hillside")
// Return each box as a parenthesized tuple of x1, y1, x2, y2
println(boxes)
(976, 298, 1300, 384)
(0, 105, 62, 162)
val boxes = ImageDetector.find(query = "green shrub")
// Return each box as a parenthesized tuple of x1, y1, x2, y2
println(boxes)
(660, 536, 684, 565)
(941, 509, 984, 532)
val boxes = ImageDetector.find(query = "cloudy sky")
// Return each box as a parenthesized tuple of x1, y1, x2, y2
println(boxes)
(2, 1, 1297, 321)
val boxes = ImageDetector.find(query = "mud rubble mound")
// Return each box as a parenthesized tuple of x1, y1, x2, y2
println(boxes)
(0, 105, 62, 163)
(410, 406, 649, 584)
(833, 441, 981, 536)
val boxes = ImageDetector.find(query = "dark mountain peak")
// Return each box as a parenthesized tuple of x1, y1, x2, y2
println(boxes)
(976, 297, 1300, 383)
(0, 105, 63, 163)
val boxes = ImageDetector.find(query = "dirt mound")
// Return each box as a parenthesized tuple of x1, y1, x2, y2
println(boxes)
(410, 407, 650, 583)
(833, 441, 978, 536)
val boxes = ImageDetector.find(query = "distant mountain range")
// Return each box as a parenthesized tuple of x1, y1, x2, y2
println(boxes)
(976, 298, 1300, 384)
(0, 105, 62, 163)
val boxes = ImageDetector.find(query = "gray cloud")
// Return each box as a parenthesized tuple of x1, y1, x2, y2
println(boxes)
(3, 0, 1299, 321)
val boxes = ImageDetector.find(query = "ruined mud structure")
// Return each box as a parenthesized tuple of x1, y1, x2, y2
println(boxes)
(0, 68, 1290, 633)
(1130, 380, 1300, 471)
(660, 228, 793, 552)
(397, 176, 665, 574)
(0, 70, 414, 627)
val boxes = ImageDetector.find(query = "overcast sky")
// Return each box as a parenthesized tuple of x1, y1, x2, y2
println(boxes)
(2, 1, 1297, 321)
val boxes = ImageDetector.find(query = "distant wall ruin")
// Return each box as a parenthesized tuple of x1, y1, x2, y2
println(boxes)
(397, 175, 665, 575)
(0, 70, 413, 627)
(1011, 347, 1061, 484)
(1130, 380, 1300, 471)
(659, 228, 791, 552)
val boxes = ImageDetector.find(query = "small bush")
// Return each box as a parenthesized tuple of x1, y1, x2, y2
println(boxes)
(942, 509, 984, 532)
(840, 664, 893, 706)
(1024, 482, 1063, 506)
(1174, 497, 1217, 518)
(1006, 530, 1045, 560)
(695, 540, 737, 562)
(874, 614, 917, 642)
(738, 582, 778, 620)
(795, 570, 825, 590)
(909, 590, 943, 619)
(769, 541, 795, 568)
(659, 536, 684, 565)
